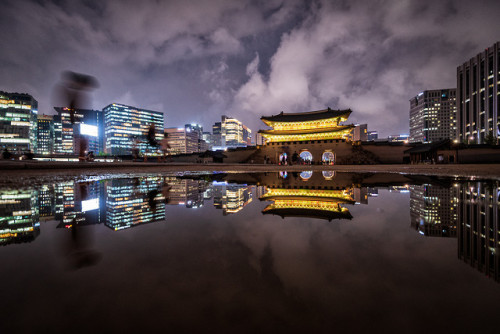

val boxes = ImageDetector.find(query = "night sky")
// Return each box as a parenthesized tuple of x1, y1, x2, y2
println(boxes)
(1, 0, 499, 137)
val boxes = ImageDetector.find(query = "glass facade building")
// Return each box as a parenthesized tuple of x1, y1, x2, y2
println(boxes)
(457, 41, 500, 144)
(103, 103, 164, 155)
(0, 91, 38, 154)
(53, 107, 105, 155)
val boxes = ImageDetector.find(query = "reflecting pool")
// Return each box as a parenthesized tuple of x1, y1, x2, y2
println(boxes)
(1, 171, 499, 333)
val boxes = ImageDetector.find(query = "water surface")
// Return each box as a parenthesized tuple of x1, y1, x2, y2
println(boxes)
(1, 171, 499, 333)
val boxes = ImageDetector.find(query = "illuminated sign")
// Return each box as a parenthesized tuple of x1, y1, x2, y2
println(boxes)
(80, 123, 98, 137)
(81, 198, 99, 212)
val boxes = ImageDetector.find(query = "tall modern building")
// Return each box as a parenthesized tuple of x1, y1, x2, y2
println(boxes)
(54, 107, 105, 154)
(165, 125, 199, 155)
(0, 91, 38, 154)
(409, 89, 457, 143)
(103, 103, 164, 155)
(36, 115, 54, 155)
(457, 41, 500, 144)
(212, 115, 252, 148)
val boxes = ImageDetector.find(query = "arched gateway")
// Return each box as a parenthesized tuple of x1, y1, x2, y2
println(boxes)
(258, 108, 354, 164)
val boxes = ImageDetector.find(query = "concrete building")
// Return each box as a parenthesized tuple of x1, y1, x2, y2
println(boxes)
(103, 103, 163, 155)
(457, 41, 500, 144)
(165, 125, 199, 155)
(36, 114, 54, 155)
(0, 91, 38, 154)
(409, 89, 457, 143)
(352, 124, 368, 141)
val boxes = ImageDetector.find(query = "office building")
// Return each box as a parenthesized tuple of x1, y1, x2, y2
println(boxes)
(352, 124, 368, 141)
(0, 188, 40, 245)
(36, 115, 54, 155)
(409, 89, 457, 143)
(165, 125, 200, 155)
(457, 41, 500, 144)
(212, 115, 252, 148)
(103, 103, 164, 155)
(0, 91, 38, 154)
(54, 107, 105, 154)
(367, 131, 378, 141)
(212, 122, 222, 147)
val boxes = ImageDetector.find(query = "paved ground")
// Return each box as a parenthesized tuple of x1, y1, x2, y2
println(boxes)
(1, 160, 500, 180)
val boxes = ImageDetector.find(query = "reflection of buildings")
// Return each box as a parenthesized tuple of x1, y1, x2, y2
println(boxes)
(105, 177, 165, 231)
(54, 181, 106, 228)
(163, 177, 208, 208)
(260, 187, 355, 221)
(0, 189, 40, 245)
(410, 184, 458, 237)
(213, 182, 253, 215)
(458, 182, 500, 282)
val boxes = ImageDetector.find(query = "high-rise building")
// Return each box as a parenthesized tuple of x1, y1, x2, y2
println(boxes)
(103, 103, 164, 155)
(54, 107, 105, 154)
(409, 89, 457, 143)
(212, 122, 222, 147)
(212, 115, 252, 148)
(165, 125, 199, 155)
(457, 41, 500, 144)
(0, 91, 38, 154)
(36, 115, 54, 155)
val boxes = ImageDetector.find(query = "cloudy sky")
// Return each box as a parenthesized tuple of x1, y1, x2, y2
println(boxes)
(1, 0, 499, 137)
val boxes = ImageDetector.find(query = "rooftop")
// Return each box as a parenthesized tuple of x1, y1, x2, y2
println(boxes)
(261, 108, 352, 123)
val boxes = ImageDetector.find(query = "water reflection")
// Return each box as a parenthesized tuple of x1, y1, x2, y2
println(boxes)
(1, 172, 499, 284)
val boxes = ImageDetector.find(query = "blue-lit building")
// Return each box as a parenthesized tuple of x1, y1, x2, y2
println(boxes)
(105, 177, 165, 231)
(0, 189, 40, 245)
(103, 103, 164, 155)
(0, 91, 38, 154)
(53, 107, 105, 155)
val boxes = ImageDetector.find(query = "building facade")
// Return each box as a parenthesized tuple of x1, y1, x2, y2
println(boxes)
(352, 124, 368, 141)
(103, 103, 164, 155)
(0, 91, 38, 154)
(212, 116, 252, 149)
(165, 126, 199, 155)
(36, 114, 54, 155)
(457, 41, 500, 144)
(409, 89, 457, 143)
(54, 107, 105, 155)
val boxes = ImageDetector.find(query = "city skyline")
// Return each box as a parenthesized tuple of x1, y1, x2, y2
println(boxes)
(1, 0, 500, 137)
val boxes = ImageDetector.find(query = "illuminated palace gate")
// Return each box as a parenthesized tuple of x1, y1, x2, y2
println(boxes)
(258, 108, 354, 164)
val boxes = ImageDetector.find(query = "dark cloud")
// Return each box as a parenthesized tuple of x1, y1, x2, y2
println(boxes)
(1, 0, 499, 136)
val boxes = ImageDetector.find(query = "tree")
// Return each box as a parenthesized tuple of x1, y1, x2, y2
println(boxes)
(484, 131, 497, 145)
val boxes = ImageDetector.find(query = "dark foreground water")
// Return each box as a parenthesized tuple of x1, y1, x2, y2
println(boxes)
(1, 171, 499, 333)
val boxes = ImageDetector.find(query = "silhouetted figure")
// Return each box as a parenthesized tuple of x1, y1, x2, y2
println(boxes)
(53, 71, 99, 160)
(147, 188, 159, 212)
(132, 136, 140, 162)
(160, 133, 170, 162)
(145, 123, 159, 162)
(2, 148, 12, 160)
(62, 182, 102, 270)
